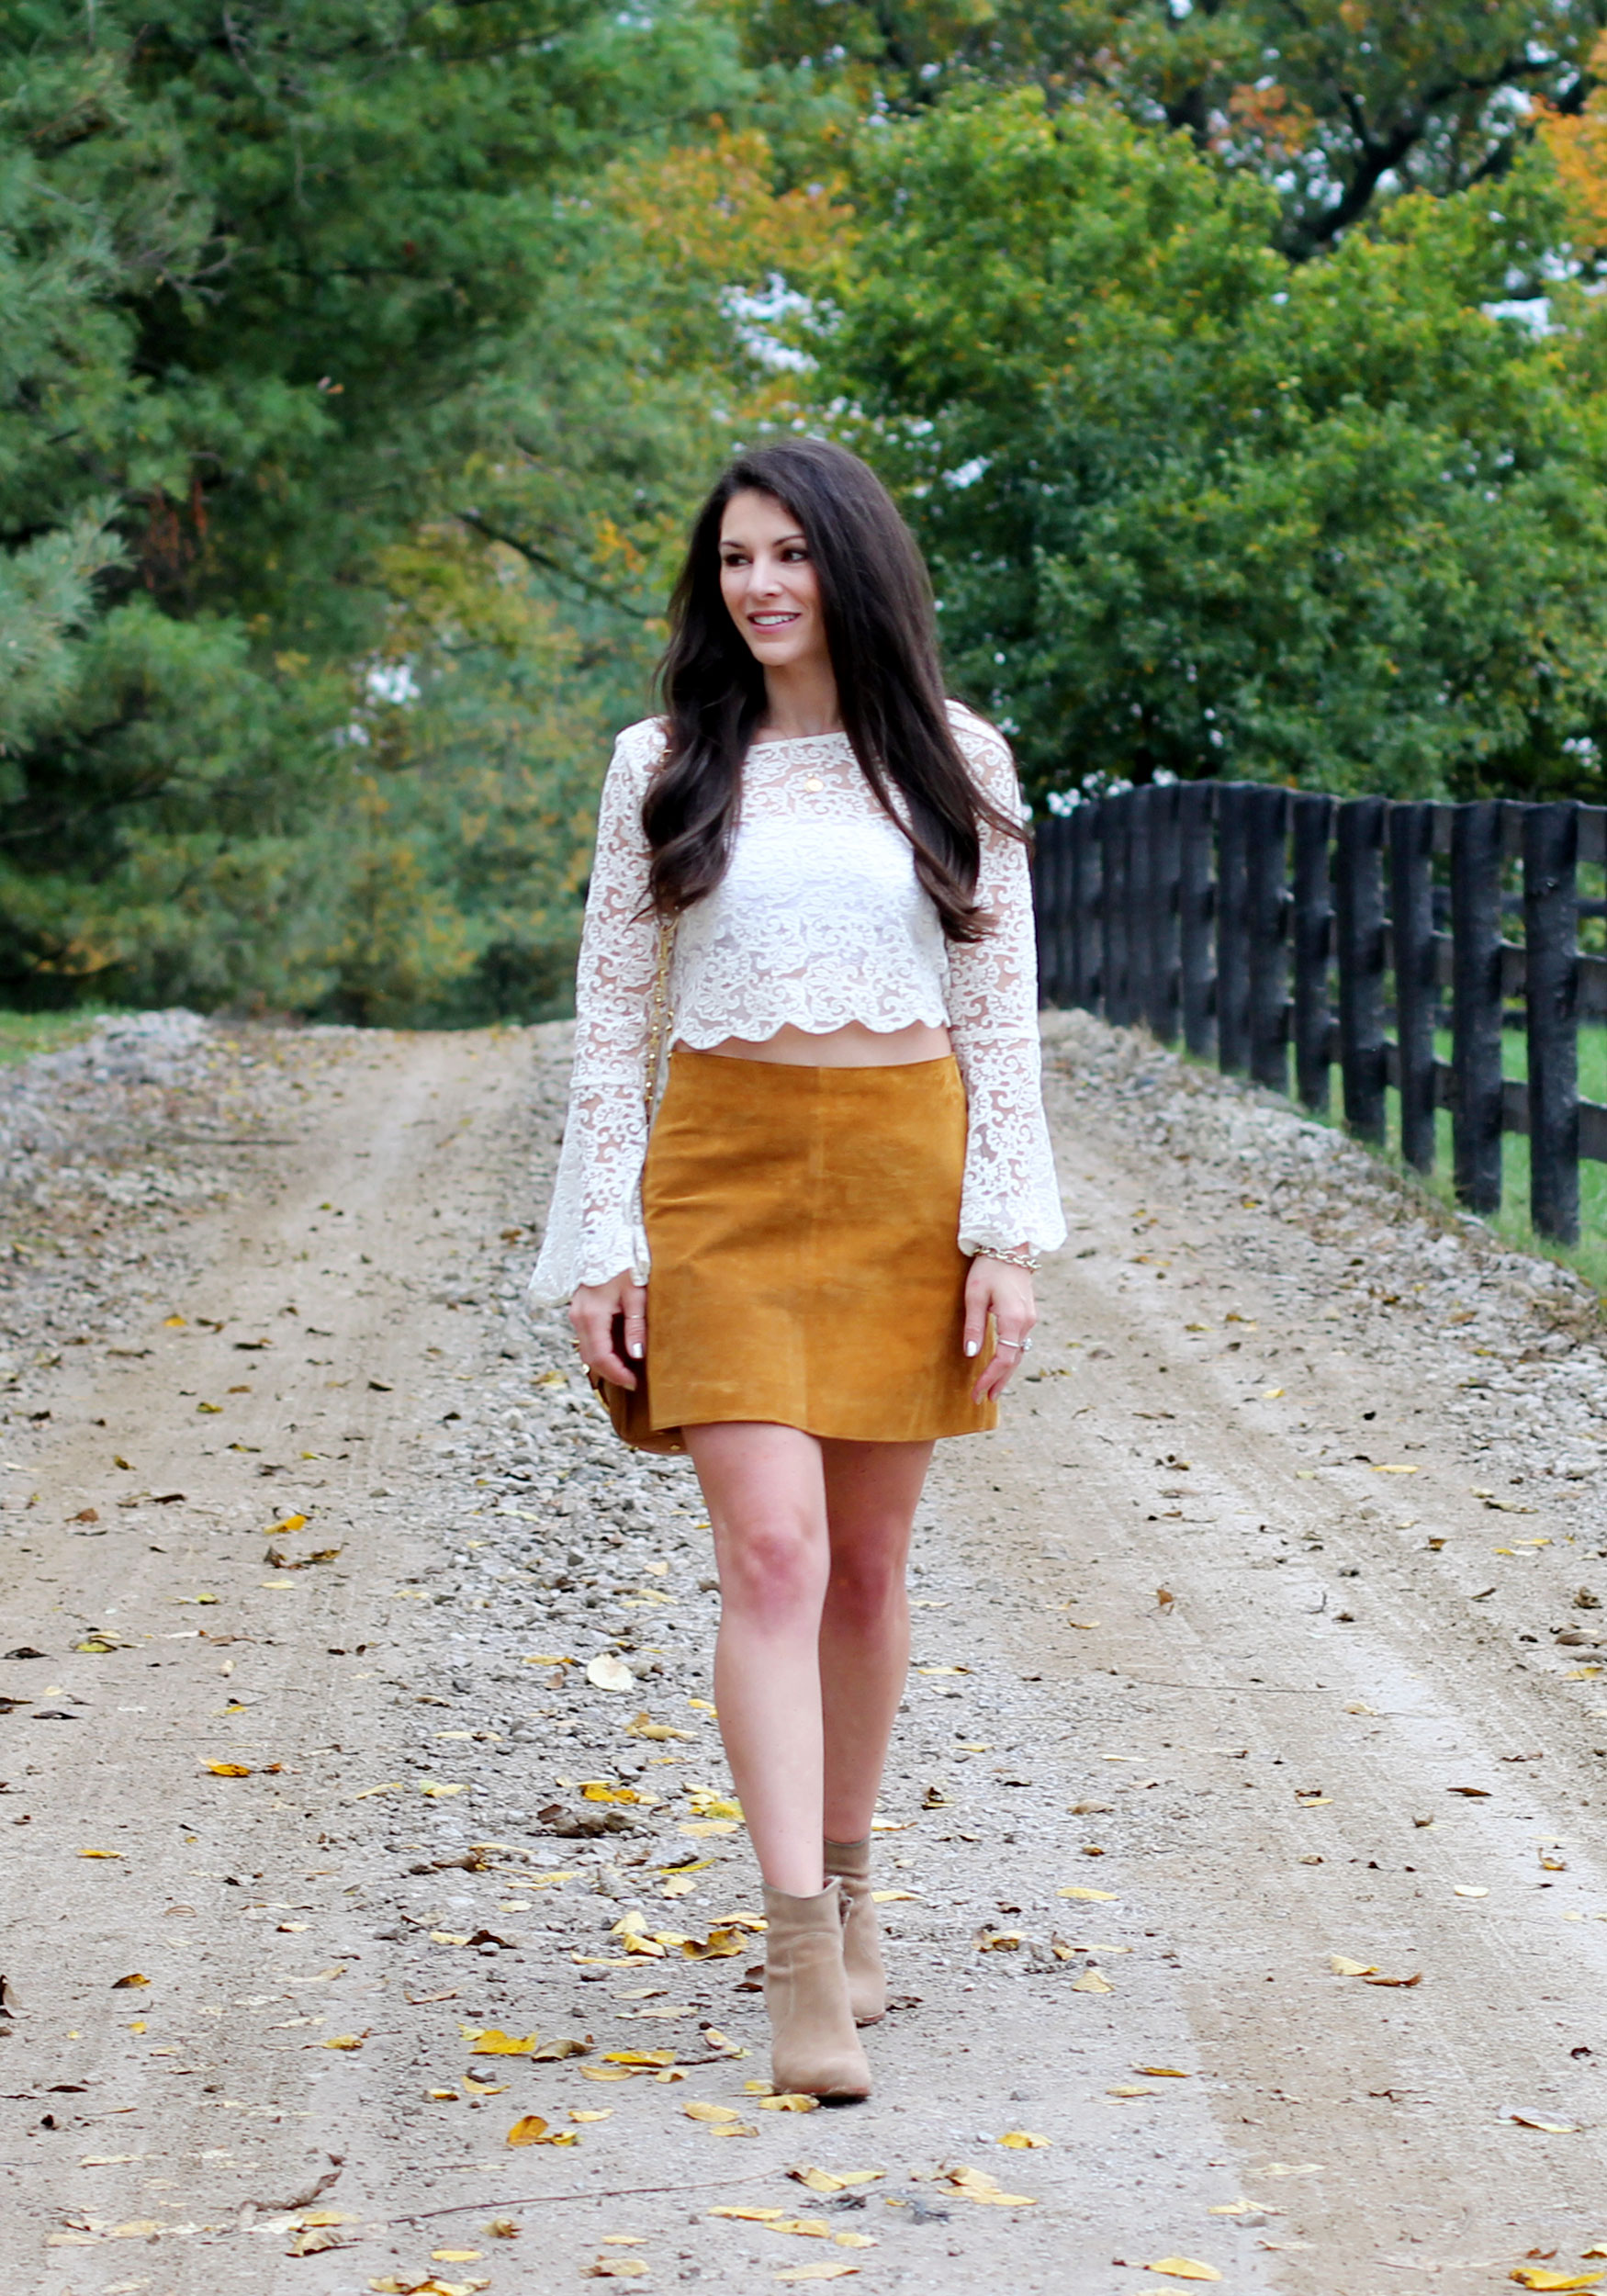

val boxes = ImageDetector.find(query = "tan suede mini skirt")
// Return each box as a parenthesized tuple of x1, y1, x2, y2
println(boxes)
(640, 1045, 997, 1443)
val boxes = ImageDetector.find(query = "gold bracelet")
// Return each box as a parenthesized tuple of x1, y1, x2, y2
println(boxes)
(976, 1245, 1039, 1272)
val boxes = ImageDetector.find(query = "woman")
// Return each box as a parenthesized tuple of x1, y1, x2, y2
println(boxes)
(532, 438, 1064, 2101)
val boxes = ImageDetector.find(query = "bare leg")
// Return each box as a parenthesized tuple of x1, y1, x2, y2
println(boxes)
(818, 1439, 932, 1842)
(684, 1422, 831, 1896)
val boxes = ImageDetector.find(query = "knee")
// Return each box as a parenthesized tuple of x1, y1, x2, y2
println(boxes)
(826, 1536, 907, 1627)
(716, 1512, 825, 1623)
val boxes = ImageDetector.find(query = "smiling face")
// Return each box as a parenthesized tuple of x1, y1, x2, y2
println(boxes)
(717, 489, 828, 674)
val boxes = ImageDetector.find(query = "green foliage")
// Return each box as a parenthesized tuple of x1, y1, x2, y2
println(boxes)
(810, 92, 1607, 803)
(740, 0, 1607, 253)
(0, 0, 757, 1016)
(12, 0, 1607, 1022)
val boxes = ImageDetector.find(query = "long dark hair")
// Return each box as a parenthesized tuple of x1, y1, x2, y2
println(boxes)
(644, 438, 1022, 940)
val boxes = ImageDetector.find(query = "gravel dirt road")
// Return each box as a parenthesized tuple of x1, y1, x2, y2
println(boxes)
(4, 1008, 1607, 2296)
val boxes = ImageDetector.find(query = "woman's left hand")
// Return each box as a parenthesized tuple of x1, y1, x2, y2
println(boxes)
(963, 1254, 1038, 1403)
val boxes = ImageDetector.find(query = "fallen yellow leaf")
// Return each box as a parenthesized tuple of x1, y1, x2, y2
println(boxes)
(1510, 2114, 1580, 2134)
(681, 1926, 747, 1960)
(1510, 2273, 1604, 2292)
(938, 2164, 1036, 2206)
(433, 2253, 484, 2266)
(467, 2028, 539, 2055)
(321, 2033, 365, 2051)
(204, 1761, 252, 1777)
(787, 2167, 883, 2194)
(998, 2131, 1050, 2148)
(110, 1973, 149, 1990)
(507, 2115, 576, 2147)
(419, 1779, 466, 1797)
(758, 2093, 820, 2113)
(287, 2227, 351, 2256)
(683, 2100, 742, 2123)
(1058, 1885, 1118, 1902)
(1134, 2066, 1190, 2078)
(1329, 1955, 1377, 1976)
(1073, 1968, 1113, 1993)
(711, 2207, 787, 2222)
(79, 1849, 122, 1859)
(1143, 2262, 1222, 2283)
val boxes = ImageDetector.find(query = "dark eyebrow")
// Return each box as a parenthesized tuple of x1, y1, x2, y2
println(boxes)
(720, 531, 808, 549)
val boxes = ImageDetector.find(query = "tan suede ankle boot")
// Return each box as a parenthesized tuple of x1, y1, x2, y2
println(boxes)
(762, 1880, 871, 2100)
(823, 1836, 886, 2026)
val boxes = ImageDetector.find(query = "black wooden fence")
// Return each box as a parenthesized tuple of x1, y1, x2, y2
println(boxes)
(1031, 783, 1607, 1245)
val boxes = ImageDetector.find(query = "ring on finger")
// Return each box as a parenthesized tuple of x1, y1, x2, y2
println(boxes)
(995, 1334, 1032, 1354)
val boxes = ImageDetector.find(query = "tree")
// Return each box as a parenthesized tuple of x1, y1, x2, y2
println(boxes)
(0, 0, 746, 1011)
(740, 0, 1607, 253)
(807, 91, 1607, 802)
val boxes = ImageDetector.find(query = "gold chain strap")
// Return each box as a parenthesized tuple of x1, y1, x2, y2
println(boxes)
(643, 917, 677, 1126)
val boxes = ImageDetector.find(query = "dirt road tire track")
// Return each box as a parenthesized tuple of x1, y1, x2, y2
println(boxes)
(3, 1009, 1606, 2293)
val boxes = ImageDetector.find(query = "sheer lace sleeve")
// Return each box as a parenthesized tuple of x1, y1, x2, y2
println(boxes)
(945, 708, 1068, 1259)
(529, 721, 666, 1304)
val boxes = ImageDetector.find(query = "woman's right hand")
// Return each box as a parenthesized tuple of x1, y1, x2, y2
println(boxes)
(569, 1274, 647, 1390)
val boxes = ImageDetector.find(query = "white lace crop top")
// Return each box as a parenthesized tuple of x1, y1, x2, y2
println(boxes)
(529, 703, 1066, 1302)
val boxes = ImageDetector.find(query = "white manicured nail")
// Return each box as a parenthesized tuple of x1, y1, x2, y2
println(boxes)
(964, 1339, 978, 1356)
(628, 1339, 644, 1358)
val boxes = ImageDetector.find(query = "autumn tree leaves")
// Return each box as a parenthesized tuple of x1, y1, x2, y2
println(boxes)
(7, 1, 1607, 1016)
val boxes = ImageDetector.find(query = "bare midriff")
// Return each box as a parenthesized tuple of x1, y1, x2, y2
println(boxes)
(698, 1019, 953, 1068)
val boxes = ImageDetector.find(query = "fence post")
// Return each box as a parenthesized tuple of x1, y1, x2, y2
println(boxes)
(1032, 813, 1065, 1006)
(1524, 802, 1580, 1244)
(1069, 804, 1101, 1011)
(1291, 792, 1334, 1114)
(1450, 801, 1504, 1214)
(1334, 796, 1387, 1144)
(1101, 791, 1132, 1027)
(1245, 784, 1290, 1092)
(1178, 781, 1216, 1058)
(1128, 786, 1155, 1029)
(1215, 783, 1251, 1075)
(1148, 782, 1181, 1044)
(1050, 810, 1077, 1009)
(1389, 801, 1438, 1173)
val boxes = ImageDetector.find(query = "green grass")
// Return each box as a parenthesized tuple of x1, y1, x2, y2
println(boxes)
(1295, 1023, 1607, 1300)
(0, 1006, 124, 1071)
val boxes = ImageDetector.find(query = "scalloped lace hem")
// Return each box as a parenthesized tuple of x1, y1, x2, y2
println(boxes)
(671, 998, 951, 1052)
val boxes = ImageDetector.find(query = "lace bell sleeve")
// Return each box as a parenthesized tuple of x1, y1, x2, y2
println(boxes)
(944, 712, 1067, 1261)
(529, 722, 666, 1305)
